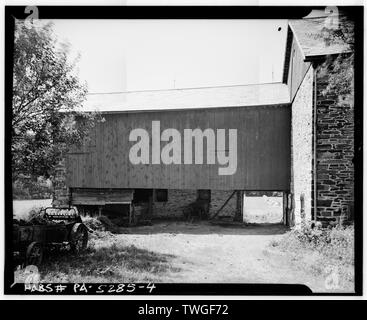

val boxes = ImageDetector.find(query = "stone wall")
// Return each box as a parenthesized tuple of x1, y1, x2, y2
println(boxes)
(152, 189, 237, 219)
(153, 189, 197, 219)
(315, 65, 354, 224)
(52, 159, 69, 206)
(290, 65, 314, 225)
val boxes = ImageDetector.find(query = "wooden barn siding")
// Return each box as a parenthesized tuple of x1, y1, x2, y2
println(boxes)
(287, 35, 311, 101)
(66, 105, 291, 191)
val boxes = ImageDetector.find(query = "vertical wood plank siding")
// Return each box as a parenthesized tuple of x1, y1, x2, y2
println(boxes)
(67, 104, 291, 190)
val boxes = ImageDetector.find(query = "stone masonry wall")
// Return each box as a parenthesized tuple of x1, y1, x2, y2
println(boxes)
(315, 66, 354, 224)
(153, 189, 197, 219)
(290, 66, 314, 225)
(153, 189, 237, 219)
(52, 158, 69, 206)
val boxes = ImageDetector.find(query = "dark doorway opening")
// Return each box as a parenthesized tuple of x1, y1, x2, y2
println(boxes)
(133, 189, 153, 204)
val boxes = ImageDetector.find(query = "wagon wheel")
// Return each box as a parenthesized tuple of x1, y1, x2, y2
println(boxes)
(70, 223, 88, 253)
(26, 242, 43, 266)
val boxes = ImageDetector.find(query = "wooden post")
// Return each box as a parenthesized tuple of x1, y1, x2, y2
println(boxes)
(148, 194, 153, 218)
(128, 203, 134, 226)
(283, 192, 288, 226)
(300, 193, 305, 228)
(243, 192, 246, 223)
(288, 193, 295, 227)
(234, 190, 244, 222)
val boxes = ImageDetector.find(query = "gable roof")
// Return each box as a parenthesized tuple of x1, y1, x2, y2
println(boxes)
(282, 25, 294, 84)
(289, 17, 352, 60)
(282, 13, 353, 83)
(81, 82, 290, 113)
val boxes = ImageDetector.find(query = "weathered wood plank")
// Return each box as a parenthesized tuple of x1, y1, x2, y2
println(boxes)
(66, 104, 291, 191)
(71, 188, 134, 205)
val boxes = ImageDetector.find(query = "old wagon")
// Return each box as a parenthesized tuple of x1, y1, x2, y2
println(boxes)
(13, 207, 88, 266)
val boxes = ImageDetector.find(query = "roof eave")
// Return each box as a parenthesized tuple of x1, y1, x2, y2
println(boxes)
(282, 25, 293, 84)
(89, 102, 292, 114)
(304, 50, 353, 62)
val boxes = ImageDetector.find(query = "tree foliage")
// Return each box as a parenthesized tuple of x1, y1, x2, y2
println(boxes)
(318, 15, 354, 102)
(12, 20, 98, 179)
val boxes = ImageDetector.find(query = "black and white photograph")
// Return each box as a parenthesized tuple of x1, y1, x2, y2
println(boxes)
(3, 3, 363, 298)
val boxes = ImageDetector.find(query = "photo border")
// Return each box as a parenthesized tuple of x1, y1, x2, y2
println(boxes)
(4, 5, 363, 296)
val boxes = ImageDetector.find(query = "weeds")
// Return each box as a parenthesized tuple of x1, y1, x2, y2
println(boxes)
(275, 221, 354, 291)
(39, 237, 179, 283)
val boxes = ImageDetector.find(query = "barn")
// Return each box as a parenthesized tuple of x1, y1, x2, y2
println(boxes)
(54, 11, 355, 227)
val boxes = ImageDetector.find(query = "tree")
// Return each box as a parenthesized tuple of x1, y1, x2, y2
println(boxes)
(12, 20, 97, 179)
(318, 14, 354, 103)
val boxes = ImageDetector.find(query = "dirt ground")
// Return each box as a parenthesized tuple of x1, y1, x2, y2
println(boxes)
(100, 221, 334, 292)
(12, 199, 343, 293)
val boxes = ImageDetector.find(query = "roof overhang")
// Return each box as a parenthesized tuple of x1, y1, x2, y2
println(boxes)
(80, 82, 291, 113)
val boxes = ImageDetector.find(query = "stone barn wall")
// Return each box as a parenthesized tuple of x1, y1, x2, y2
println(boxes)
(153, 189, 197, 219)
(153, 189, 237, 219)
(290, 65, 314, 225)
(315, 64, 354, 224)
(52, 159, 69, 207)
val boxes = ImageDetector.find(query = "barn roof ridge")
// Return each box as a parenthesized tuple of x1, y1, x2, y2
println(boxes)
(81, 82, 290, 113)
(87, 81, 285, 96)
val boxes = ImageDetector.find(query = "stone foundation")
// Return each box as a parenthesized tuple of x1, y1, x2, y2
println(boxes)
(152, 189, 238, 219)
(153, 189, 197, 219)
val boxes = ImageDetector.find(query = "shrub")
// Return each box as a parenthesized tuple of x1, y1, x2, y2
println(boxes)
(284, 221, 354, 256)
(323, 225, 354, 265)
(277, 221, 354, 289)
(13, 176, 53, 200)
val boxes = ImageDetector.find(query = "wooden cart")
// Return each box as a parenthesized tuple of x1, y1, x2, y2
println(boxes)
(13, 207, 88, 266)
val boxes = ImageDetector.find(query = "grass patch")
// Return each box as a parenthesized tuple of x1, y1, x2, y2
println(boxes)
(39, 233, 180, 283)
(274, 222, 354, 292)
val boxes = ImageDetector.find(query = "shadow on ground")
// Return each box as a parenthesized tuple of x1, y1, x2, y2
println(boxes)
(117, 221, 289, 236)
(39, 242, 180, 282)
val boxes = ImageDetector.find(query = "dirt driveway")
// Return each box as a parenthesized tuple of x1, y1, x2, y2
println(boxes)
(12, 200, 348, 292)
(113, 221, 329, 292)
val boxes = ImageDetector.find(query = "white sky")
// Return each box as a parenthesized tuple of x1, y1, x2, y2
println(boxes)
(48, 19, 288, 93)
